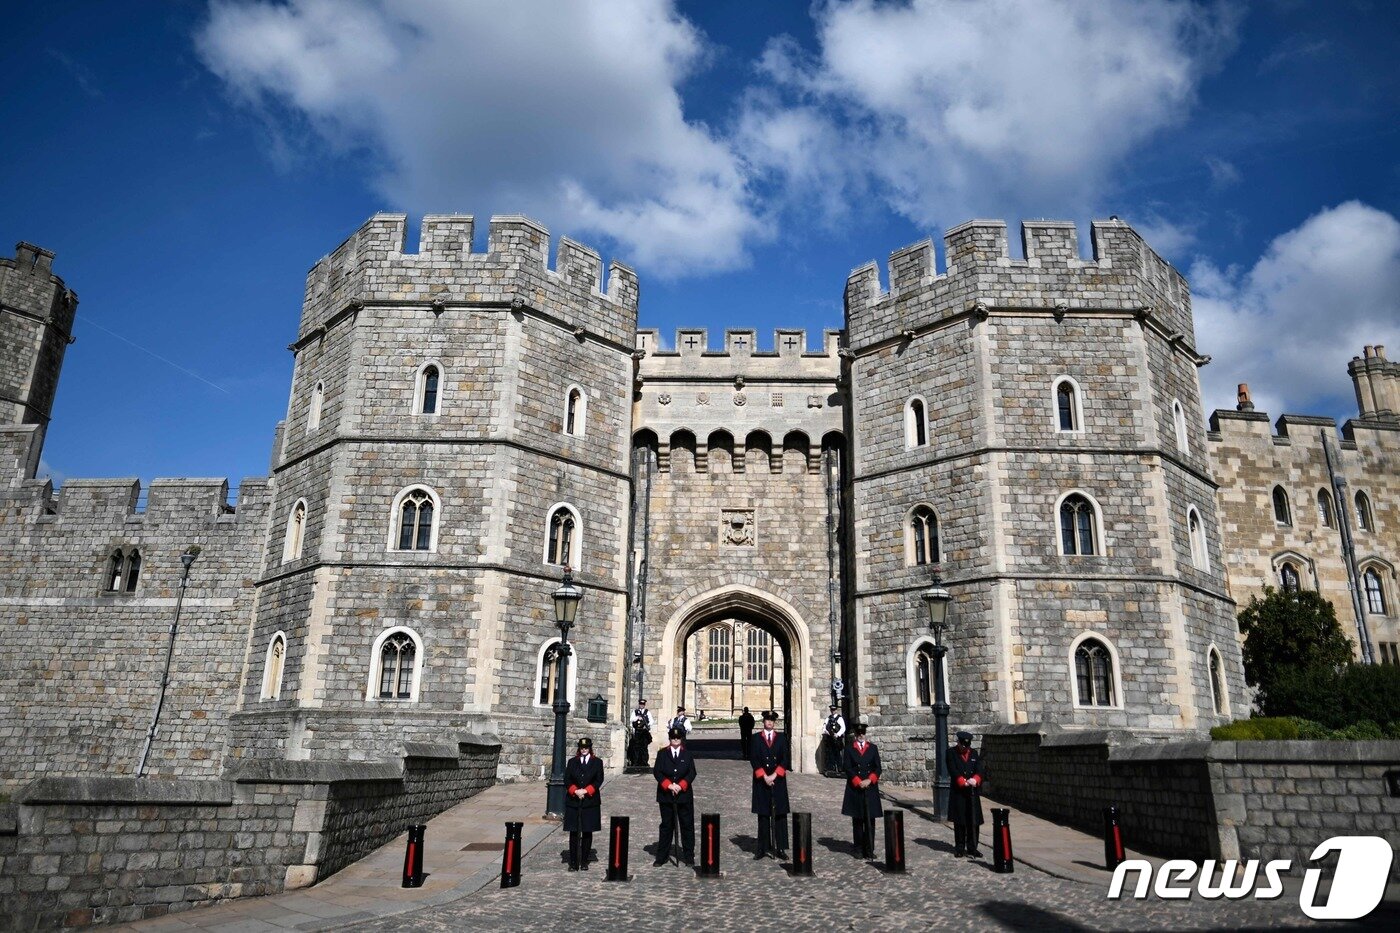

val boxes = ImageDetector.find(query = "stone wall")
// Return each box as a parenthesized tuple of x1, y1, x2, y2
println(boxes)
(0, 736, 499, 929)
(978, 724, 1400, 882)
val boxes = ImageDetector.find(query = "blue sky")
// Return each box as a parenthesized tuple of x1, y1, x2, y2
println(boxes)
(4, 0, 1398, 488)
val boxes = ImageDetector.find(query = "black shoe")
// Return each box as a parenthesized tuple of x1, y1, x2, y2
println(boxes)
(776, 850, 789, 860)
(682, 853, 694, 865)
(653, 857, 668, 867)
(954, 849, 965, 858)
(754, 851, 767, 860)
(967, 849, 982, 858)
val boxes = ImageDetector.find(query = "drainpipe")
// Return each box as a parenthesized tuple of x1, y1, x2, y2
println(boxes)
(1321, 430, 1374, 664)
(136, 545, 201, 777)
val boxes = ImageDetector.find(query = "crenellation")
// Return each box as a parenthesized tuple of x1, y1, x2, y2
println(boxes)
(725, 328, 756, 357)
(1021, 220, 1080, 265)
(889, 238, 934, 296)
(418, 214, 474, 261)
(554, 236, 603, 292)
(944, 219, 1009, 272)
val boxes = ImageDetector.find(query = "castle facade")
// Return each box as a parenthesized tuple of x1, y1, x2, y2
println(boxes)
(0, 215, 1393, 788)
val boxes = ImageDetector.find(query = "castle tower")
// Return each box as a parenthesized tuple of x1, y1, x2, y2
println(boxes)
(844, 219, 1245, 779)
(0, 241, 77, 472)
(228, 214, 639, 775)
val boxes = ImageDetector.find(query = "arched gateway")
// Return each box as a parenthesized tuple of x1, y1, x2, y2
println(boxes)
(658, 585, 819, 772)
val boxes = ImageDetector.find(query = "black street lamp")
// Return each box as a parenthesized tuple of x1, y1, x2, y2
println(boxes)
(136, 545, 200, 778)
(921, 573, 953, 820)
(545, 568, 584, 819)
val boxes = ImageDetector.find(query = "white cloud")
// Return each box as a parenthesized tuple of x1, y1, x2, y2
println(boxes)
(197, 0, 766, 275)
(1192, 201, 1400, 419)
(739, 0, 1238, 229)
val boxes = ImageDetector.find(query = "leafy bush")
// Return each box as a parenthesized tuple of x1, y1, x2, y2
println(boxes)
(1262, 663, 1400, 728)
(1210, 717, 1300, 741)
(1238, 588, 1353, 711)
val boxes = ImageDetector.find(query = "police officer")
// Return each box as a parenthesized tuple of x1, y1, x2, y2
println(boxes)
(748, 710, 790, 859)
(737, 706, 755, 760)
(563, 737, 604, 870)
(841, 722, 882, 859)
(652, 726, 697, 865)
(947, 730, 984, 858)
(823, 704, 847, 774)
(669, 705, 692, 737)
(629, 699, 655, 767)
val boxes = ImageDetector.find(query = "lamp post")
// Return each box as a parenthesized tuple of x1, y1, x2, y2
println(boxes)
(136, 545, 200, 778)
(545, 568, 584, 819)
(921, 573, 953, 820)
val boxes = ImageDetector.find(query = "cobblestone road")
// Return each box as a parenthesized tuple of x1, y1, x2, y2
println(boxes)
(363, 759, 1394, 932)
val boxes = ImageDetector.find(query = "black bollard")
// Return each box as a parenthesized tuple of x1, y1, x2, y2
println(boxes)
(500, 821, 523, 888)
(790, 813, 813, 876)
(883, 809, 906, 873)
(699, 813, 721, 877)
(991, 808, 1013, 873)
(1103, 806, 1125, 871)
(402, 824, 426, 888)
(606, 815, 630, 882)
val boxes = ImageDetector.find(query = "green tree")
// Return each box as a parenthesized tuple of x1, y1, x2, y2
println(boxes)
(1237, 587, 1353, 710)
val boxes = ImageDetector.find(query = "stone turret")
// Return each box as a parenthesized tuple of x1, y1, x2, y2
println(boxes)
(0, 242, 77, 473)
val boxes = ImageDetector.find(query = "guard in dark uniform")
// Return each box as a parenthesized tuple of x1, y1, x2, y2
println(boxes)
(823, 705, 847, 775)
(737, 706, 755, 760)
(946, 730, 984, 858)
(748, 710, 790, 859)
(841, 722, 882, 858)
(628, 699, 654, 767)
(563, 737, 604, 870)
(652, 726, 697, 865)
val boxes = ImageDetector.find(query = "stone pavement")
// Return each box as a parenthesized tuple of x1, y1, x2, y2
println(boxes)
(116, 780, 554, 932)
(122, 760, 1399, 932)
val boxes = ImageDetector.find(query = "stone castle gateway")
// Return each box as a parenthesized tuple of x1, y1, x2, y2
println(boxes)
(1, 214, 1395, 790)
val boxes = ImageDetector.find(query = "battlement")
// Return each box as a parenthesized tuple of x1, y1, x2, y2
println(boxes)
(843, 218, 1190, 350)
(18, 477, 272, 524)
(300, 213, 638, 346)
(635, 328, 843, 384)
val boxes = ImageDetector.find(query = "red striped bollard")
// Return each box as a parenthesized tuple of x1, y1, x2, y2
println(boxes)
(606, 815, 630, 881)
(790, 813, 813, 876)
(698, 813, 721, 877)
(883, 810, 906, 873)
(500, 821, 523, 888)
(1103, 806, 1126, 871)
(401, 824, 426, 888)
(991, 808, 1013, 873)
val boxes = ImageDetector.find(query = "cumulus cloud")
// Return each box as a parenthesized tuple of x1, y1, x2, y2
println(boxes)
(1192, 201, 1400, 419)
(197, 0, 766, 275)
(739, 0, 1238, 229)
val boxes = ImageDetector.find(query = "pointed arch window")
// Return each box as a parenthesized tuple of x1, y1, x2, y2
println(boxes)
(307, 381, 323, 432)
(261, 633, 286, 701)
(1365, 569, 1389, 615)
(1356, 491, 1375, 532)
(418, 364, 440, 415)
(707, 626, 731, 681)
(392, 487, 439, 552)
(107, 550, 124, 592)
(914, 644, 934, 706)
(909, 505, 940, 566)
(106, 547, 141, 592)
(375, 631, 418, 700)
(1173, 400, 1190, 455)
(1073, 638, 1115, 707)
(1208, 648, 1227, 715)
(745, 628, 771, 682)
(1054, 379, 1081, 432)
(545, 504, 580, 568)
(535, 639, 578, 707)
(905, 397, 929, 448)
(1272, 486, 1292, 527)
(1058, 493, 1099, 556)
(1317, 489, 1335, 528)
(282, 499, 307, 563)
(1279, 561, 1301, 594)
(564, 385, 588, 437)
(1187, 507, 1208, 571)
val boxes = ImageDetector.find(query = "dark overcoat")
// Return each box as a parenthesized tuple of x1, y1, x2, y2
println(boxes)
(652, 746, 698, 803)
(738, 711, 755, 749)
(946, 745, 984, 827)
(564, 753, 604, 833)
(841, 740, 884, 818)
(748, 730, 791, 815)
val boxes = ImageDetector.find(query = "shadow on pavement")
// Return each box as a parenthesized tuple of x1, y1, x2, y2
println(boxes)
(979, 900, 1089, 931)
(816, 834, 861, 859)
(913, 835, 958, 856)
